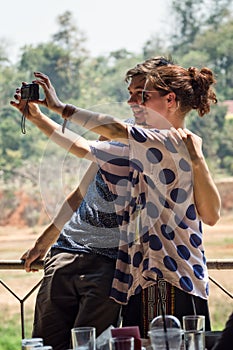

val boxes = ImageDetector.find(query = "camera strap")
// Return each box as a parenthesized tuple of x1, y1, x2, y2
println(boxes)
(21, 99, 30, 134)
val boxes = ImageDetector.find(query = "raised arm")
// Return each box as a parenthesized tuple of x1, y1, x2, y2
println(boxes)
(31, 72, 129, 141)
(10, 88, 94, 160)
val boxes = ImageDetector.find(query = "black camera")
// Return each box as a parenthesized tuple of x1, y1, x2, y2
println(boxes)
(21, 83, 39, 101)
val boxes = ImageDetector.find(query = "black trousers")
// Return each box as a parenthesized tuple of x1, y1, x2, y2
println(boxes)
(32, 250, 121, 350)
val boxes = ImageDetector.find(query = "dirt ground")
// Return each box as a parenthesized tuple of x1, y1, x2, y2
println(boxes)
(0, 213, 233, 332)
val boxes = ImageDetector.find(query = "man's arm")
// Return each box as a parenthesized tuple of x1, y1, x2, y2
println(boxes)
(21, 162, 98, 272)
(52, 162, 98, 230)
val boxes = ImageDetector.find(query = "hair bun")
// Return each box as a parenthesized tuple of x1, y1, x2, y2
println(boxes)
(188, 67, 197, 78)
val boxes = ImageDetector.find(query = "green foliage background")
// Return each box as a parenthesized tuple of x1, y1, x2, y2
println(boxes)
(0, 1, 233, 349)
(0, 1, 233, 223)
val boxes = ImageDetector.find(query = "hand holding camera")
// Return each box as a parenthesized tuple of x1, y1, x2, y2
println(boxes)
(32, 71, 66, 114)
(10, 81, 43, 133)
(10, 72, 66, 133)
(12, 71, 65, 114)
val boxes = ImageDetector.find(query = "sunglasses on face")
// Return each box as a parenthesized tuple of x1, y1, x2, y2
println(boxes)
(141, 90, 159, 104)
(141, 89, 171, 105)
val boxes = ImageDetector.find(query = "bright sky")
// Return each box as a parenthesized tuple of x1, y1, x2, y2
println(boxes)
(0, 0, 169, 63)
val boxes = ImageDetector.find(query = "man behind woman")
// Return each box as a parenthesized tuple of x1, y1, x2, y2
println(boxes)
(11, 58, 220, 344)
(16, 57, 176, 349)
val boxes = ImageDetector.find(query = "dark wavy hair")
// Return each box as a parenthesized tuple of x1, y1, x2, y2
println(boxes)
(147, 65, 217, 117)
(125, 56, 174, 83)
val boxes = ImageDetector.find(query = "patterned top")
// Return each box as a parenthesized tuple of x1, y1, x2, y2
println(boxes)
(52, 169, 119, 259)
(91, 125, 208, 304)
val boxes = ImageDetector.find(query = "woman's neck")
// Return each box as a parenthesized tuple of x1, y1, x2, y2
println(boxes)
(167, 112, 185, 129)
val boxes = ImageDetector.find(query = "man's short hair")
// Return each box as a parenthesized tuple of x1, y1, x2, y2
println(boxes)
(125, 56, 174, 83)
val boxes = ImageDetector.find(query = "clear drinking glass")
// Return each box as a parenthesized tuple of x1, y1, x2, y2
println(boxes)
(148, 315, 182, 350)
(71, 327, 96, 350)
(109, 337, 134, 350)
(183, 315, 205, 350)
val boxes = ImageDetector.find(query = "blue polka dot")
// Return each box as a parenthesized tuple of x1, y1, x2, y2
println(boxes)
(164, 138, 178, 153)
(179, 158, 191, 172)
(186, 204, 196, 220)
(193, 264, 204, 280)
(180, 276, 193, 292)
(151, 267, 163, 278)
(130, 127, 147, 142)
(146, 148, 163, 163)
(164, 256, 177, 271)
(143, 259, 149, 271)
(170, 188, 188, 203)
(159, 169, 175, 185)
(149, 235, 163, 251)
(142, 230, 149, 243)
(128, 274, 133, 288)
(177, 245, 191, 260)
(161, 224, 175, 240)
(190, 234, 202, 248)
(133, 251, 143, 267)
(130, 158, 143, 172)
(174, 215, 188, 229)
(144, 175, 156, 189)
(159, 196, 170, 208)
(146, 202, 159, 218)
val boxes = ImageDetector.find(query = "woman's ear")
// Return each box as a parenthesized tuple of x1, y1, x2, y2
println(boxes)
(167, 92, 176, 104)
